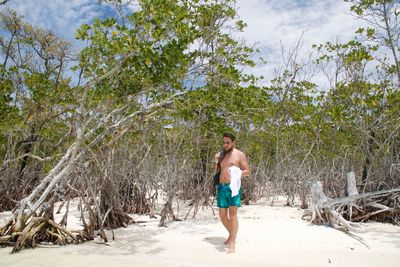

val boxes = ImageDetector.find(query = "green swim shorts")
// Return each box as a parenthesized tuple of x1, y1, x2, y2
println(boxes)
(216, 183, 243, 208)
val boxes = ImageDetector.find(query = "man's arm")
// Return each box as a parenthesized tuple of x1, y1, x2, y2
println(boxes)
(239, 152, 250, 176)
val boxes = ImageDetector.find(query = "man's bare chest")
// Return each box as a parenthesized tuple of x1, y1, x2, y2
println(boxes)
(220, 154, 240, 169)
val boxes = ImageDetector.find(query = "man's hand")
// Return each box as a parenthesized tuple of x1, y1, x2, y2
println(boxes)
(213, 152, 220, 171)
(214, 152, 220, 163)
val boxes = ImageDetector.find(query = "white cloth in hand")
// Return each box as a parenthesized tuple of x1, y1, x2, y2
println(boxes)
(228, 166, 242, 197)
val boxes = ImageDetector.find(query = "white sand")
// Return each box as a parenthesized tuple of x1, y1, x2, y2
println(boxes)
(1, 197, 399, 267)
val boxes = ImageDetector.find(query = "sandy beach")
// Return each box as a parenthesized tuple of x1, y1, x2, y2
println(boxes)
(1, 197, 399, 267)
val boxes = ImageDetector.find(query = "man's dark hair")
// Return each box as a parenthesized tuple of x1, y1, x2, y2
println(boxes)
(223, 132, 235, 142)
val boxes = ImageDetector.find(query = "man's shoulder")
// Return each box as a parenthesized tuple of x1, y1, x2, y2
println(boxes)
(234, 148, 245, 157)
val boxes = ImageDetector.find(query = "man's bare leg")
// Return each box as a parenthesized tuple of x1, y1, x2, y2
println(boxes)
(226, 206, 238, 253)
(219, 208, 231, 244)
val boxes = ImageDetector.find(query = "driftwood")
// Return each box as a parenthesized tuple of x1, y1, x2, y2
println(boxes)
(303, 177, 400, 232)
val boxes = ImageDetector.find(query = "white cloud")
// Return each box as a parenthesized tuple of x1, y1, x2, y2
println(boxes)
(2, 0, 107, 41)
(235, 0, 366, 88)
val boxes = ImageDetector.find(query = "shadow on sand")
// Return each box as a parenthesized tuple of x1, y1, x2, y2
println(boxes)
(202, 236, 227, 252)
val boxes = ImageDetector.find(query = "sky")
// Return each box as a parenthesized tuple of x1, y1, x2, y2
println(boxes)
(1, 0, 364, 88)
(234, 0, 364, 86)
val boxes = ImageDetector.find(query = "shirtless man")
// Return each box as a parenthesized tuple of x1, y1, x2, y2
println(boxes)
(214, 132, 250, 254)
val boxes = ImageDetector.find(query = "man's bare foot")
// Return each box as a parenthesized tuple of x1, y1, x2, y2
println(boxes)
(226, 242, 236, 254)
(224, 237, 231, 245)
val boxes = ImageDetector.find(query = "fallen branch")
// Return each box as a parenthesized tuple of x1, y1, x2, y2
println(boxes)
(303, 179, 400, 232)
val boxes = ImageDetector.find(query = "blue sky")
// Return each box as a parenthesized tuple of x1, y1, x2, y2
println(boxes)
(1, 0, 364, 88)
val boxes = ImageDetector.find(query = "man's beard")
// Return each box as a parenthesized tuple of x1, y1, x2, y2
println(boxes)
(224, 147, 233, 153)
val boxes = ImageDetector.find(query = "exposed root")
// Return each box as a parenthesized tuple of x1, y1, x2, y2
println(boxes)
(158, 195, 181, 227)
(0, 216, 93, 252)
